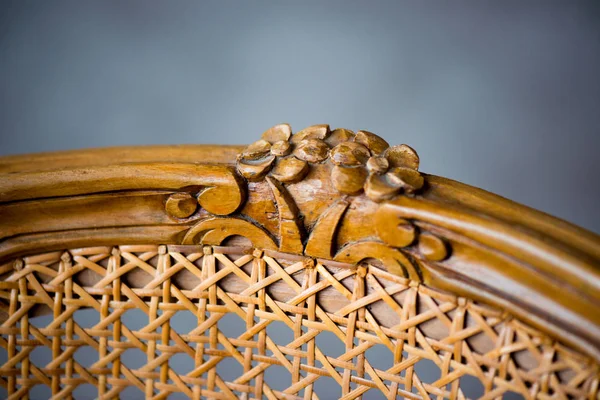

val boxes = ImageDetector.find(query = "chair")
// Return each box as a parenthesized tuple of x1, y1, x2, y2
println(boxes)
(0, 124, 598, 399)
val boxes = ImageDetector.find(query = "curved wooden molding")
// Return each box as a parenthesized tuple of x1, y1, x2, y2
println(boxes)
(1, 126, 599, 363)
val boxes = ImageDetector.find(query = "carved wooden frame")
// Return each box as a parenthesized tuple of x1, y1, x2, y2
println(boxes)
(1, 123, 599, 368)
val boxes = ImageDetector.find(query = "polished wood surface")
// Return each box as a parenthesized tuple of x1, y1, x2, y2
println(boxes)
(1, 124, 599, 399)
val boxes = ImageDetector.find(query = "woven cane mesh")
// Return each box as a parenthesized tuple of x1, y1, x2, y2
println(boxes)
(0, 245, 598, 400)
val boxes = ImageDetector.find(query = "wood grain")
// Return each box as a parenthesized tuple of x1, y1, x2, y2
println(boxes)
(1, 124, 599, 375)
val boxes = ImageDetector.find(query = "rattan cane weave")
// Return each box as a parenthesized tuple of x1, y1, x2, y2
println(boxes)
(0, 245, 598, 400)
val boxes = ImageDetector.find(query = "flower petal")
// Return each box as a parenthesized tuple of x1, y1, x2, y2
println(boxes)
(364, 174, 400, 202)
(291, 124, 330, 144)
(355, 130, 389, 155)
(271, 140, 292, 156)
(293, 138, 329, 162)
(325, 128, 355, 147)
(384, 144, 420, 170)
(332, 165, 368, 194)
(366, 156, 389, 175)
(387, 167, 424, 193)
(270, 156, 309, 183)
(241, 139, 272, 160)
(330, 142, 370, 166)
(236, 155, 275, 181)
(261, 123, 292, 143)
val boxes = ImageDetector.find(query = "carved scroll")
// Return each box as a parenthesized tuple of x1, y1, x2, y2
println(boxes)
(0, 157, 246, 260)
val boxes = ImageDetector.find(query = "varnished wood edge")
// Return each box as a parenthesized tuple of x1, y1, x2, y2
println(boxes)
(1, 131, 599, 362)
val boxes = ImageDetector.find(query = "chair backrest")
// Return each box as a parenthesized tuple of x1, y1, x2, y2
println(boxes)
(1, 124, 599, 399)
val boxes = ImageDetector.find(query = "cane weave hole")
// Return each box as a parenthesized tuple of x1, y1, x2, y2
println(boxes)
(0, 245, 598, 400)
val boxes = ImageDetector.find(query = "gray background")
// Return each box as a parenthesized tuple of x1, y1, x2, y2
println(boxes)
(0, 1, 599, 399)
(1, 0, 599, 233)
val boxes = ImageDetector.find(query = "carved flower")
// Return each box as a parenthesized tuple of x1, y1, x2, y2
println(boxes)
(330, 131, 423, 201)
(238, 124, 424, 202)
(237, 123, 331, 183)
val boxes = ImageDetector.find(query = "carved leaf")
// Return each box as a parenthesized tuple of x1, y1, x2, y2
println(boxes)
(305, 199, 349, 259)
(266, 177, 305, 254)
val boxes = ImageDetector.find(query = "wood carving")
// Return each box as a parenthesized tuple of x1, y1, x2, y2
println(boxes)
(130, 124, 597, 363)
(0, 125, 599, 399)
(189, 123, 434, 279)
(163, 125, 450, 298)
